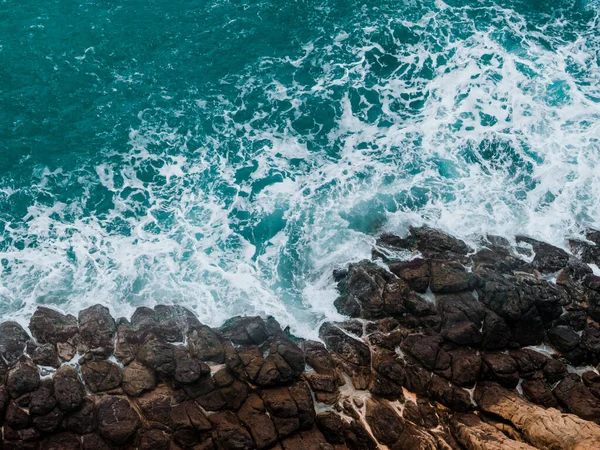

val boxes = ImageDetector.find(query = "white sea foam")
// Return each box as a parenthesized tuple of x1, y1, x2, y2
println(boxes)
(1, 1, 599, 338)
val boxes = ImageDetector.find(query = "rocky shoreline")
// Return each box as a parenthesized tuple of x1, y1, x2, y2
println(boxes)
(2, 227, 600, 449)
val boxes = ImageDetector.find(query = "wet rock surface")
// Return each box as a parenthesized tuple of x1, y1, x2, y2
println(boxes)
(2, 226, 600, 449)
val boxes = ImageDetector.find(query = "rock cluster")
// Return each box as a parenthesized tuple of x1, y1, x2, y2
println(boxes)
(1, 226, 600, 449)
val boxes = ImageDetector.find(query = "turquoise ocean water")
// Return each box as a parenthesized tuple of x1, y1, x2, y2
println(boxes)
(1, 0, 600, 337)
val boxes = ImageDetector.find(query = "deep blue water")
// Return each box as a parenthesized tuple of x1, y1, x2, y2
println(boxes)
(1, 0, 599, 337)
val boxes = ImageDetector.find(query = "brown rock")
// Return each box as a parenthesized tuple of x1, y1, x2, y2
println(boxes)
(430, 261, 476, 294)
(365, 398, 403, 445)
(451, 413, 536, 450)
(281, 428, 331, 450)
(482, 353, 519, 388)
(261, 386, 300, 438)
(135, 385, 177, 425)
(209, 410, 254, 450)
(54, 366, 85, 411)
(96, 395, 140, 445)
(63, 397, 96, 434)
(29, 380, 56, 415)
(136, 336, 175, 379)
(82, 433, 112, 450)
(476, 382, 600, 449)
(171, 400, 213, 448)
(6, 400, 31, 429)
(81, 359, 123, 392)
(40, 432, 80, 450)
(187, 325, 225, 363)
(214, 367, 249, 410)
(0, 321, 30, 366)
(32, 407, 63, 433)
(7, 359, 40, 398)
(388, 258, 431, 293)
(174, 346, 209, 384)
(237, 393, 278, 449)
(78, 304, 115, 354)
(122, 361, 156, 396)
(29, 307, 78, 345)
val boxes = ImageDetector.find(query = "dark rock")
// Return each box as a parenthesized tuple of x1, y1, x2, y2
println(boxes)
(548, 325, 581, 353)
(344, 419, 378, 450)
(410, 226, 471, 257)
(6, 400, 31, 429)
(261, 386, 300, 438)
(63, 397, 96, 434)
(7, 359, 40, 398)
(182, 374, 226, 411)
(429, 375, 472, 412)
(365, 399, 403, 445)
(78, 304, 115, 354)
(281, 428, 331, 450)
(401, 333, 441, 370)
(430, 261, 476, 294)
(522, 378, 557, 408)
(334, 262, 387, 319)
(403, 359, 432, 395)
(32, 407, 63, 433)
(509, 349, 549, 379)
(135, 386, 176, 425)
(188, 325, 225, 363)
(81, 359, 123, 392)
(316, 411, 346, 445)
(288, 380, 315, 429)
(437, 292, 485, 345)
(585, 274, 600, 292)
(543, 358, 567, 383)
(29, 307, 78, 345)
(209, 410, 255, 450)
(29, 380, 56, 415)
(482, 353, 519, 388)
(554, 374, 600, 422)
(171, 400, 212, 447)
(54, 366, 85, 412)
(516, 236, 570, 272)
(220, 316, 270, 345)
(481, 310, 512, 350)
(40, 432, 80, 450)
(214, 367, 249, 410)
(139, 428, 171, 450)
(31, 343, 60, 367)
(319, 323, 370, 368)
(388, 258, 430, 293)
(122, 361, 156, 396)
(174, 346, 209, 384)
(237, 393, 278, 449)
(82, 433, 112, 450)
(96, 395, 141, 445)
(136, 336, 175, 379)
(582, 322, 600, 357)
(0, 321, 30, 366)
(381, 278, 412, 316)
(448, 348, 481, 387)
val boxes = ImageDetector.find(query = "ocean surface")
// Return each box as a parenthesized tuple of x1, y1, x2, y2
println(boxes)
(1, 0, 599, 338)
